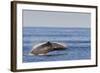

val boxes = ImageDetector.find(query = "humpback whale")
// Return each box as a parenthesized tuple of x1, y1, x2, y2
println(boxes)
(30, 41, 67, 55)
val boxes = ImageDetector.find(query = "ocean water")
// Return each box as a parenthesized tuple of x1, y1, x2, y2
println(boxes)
(23, 27, 91, 63)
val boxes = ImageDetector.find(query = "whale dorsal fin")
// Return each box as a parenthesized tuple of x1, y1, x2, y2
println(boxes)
(46, 41, 52, 46)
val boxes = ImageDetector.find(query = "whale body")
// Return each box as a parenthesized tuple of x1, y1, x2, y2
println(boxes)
(30, 41, 67, 55)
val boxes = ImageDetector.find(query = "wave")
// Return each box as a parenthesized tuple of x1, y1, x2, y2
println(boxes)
(23, 43, 90, 47)
(23, 36, 90, 41)
(23, 45, 90, 49)
(23, 40, 90, 45)
(23, 27, 90, 34)
(23, 34, 90, 37)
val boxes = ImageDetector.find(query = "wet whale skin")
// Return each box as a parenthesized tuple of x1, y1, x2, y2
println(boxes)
(31, 42, 66, 55)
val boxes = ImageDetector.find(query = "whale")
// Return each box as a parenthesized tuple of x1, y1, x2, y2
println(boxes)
(30, 41, 67, 55)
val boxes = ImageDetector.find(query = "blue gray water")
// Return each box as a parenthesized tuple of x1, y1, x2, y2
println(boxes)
(23, 27, 91, 63)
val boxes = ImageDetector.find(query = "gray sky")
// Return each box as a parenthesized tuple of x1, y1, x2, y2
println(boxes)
(23, 10, 91, 28)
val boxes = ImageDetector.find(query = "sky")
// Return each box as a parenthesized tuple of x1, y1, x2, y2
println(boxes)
(23, 10, 91, 28)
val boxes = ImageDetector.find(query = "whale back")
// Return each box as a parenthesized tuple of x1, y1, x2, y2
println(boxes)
(30, 42, 67, 55)
(31, 42, 52, 55)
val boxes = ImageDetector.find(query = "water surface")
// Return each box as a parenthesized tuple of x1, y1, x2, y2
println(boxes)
(23, 27, 91, 63)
